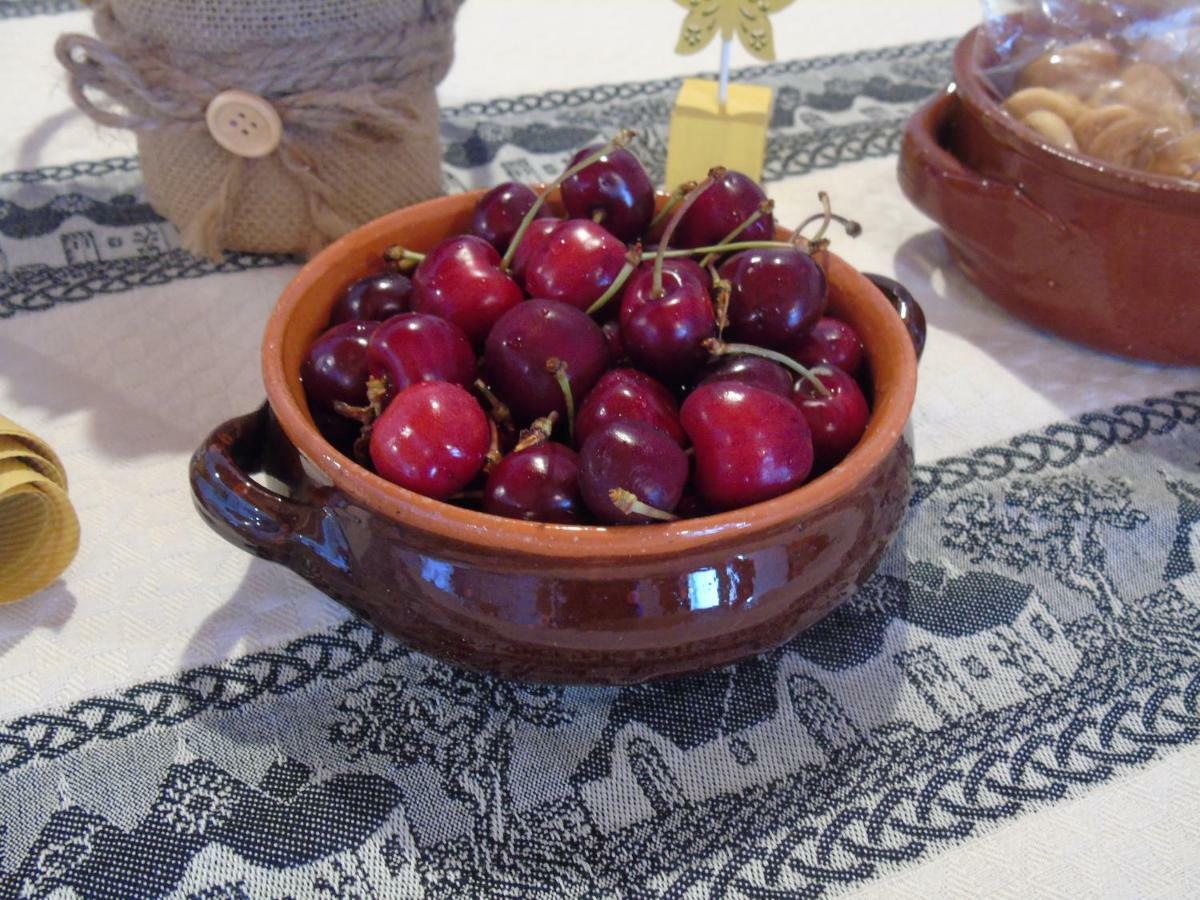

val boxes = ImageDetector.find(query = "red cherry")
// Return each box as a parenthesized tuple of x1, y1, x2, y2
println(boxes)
(681, 383, 813, 510)
(579, 421, 688, 524)
(301, 320, 378, 415)
(560, 145, 655, 242)
(368, 382, 489, 500)
(366, 313, 476, 400)
(470, 182, 555, 254)
(329, 273, 412, 325)
(718, 248, 826, 349)
(411, 235, 524, 348)
(484, 442, 583, 523)
(484, 299, 608, 424)
(509, 217, 563, 286)
(601, 319, 627, 367)
(523, 219, 626, 311)
(672, 170, 775, 249)
(576, 368, 686, 448)
(787, 316, 864, 376)
(619, 261, 716, 380)
(697, 355, 794, 399)
(794, 364, 870, 472)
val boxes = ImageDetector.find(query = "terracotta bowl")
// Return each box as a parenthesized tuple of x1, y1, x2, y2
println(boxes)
(190, 191, 921, 684)
(899, 24, 1200, 365)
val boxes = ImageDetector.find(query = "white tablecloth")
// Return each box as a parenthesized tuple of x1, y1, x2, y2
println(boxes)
(1, 2, 1197, 896)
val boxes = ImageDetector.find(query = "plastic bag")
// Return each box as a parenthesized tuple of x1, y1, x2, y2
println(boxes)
(978, 0, 1200, 180)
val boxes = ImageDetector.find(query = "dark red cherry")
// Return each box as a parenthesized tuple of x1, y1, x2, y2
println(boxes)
(367, 314, 475, 401)
(681, 383, 813, 510)
(509, 217, 563, 286)
(560, 145, 655, 243)
(301, 320, 378, 415)
(470, 182, 555, 254)
(330, 273, 412, 325)
(411, 235, 524, 348)
(787, 316, 864, 376)
(579, 421, 689, 525)
(369, 381, 489, 500)
(484, 299, 608, 424)
(576, 368, 686, 448)
(619, 262, 717, 380)
(672, 170, 774, 249)
(718, 248, 826, 349)
(484, 442, 583, 523)
(794, 364, 870, 472)
(523, 220, 626, 311)
(601, 319, 627, 367)
(697, 355, 794, 398)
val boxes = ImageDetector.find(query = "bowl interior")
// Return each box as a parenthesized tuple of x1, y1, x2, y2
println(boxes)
(263, 191, 918, 559)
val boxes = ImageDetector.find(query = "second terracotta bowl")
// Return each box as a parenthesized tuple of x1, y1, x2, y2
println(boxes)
(900, 24, 1200, 365)
(190, 191, 921, 684)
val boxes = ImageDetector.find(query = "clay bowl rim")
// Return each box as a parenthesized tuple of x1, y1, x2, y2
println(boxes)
(953, 22, 1200, 208)
(262, 189, 917, 561)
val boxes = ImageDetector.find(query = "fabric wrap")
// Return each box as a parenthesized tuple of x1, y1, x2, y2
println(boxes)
(55, 0, 461, 259)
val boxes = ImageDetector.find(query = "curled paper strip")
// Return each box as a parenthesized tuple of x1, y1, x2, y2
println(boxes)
(0, 416, 79, 604)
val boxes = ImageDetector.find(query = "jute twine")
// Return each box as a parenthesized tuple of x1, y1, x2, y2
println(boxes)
(56, 0, 461, 259)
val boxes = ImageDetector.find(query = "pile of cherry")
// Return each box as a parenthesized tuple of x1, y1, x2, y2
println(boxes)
(301, 133, 871, 526)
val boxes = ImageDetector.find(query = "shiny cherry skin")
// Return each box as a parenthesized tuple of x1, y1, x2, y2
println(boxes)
(509, 217, 563, 286)
(576, 368, 686, 448)
(579, 421, 689, 525)
(470, 182, 555, 254)
(620, 257, 711, 308)
(697, 355, 794, 399)
(411, 235, 524, 348)
(301, 320, 378, 415)
(619, 261, 717, 380)
(794, 364, 870, 472)
(524, 219, 627, 311)
(672, 169, 775, 249)
(367, 313, 476, 401)
(560, 145, 655, 243)
(329, 272, 412, 325)
(719, 248, 826, 349)
(368, 381, 489, 500)
(681, 383, 813, 510)
(484, 442, 583, 524)
(484, 299, 609, 424)
(787, 316, 864, 376)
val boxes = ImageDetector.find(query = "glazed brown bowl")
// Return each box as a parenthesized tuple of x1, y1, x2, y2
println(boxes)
(190, 190, 921, 684)
(899, 24, 1200, 364)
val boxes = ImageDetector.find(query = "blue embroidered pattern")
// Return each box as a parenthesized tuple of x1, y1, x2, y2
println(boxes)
(0, 389, 1196, 898)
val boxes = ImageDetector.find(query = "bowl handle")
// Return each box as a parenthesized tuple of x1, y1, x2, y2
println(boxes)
(898, 87, 1066, 238)
(863, 273, 926, 360)
(189, 405, 353, 579)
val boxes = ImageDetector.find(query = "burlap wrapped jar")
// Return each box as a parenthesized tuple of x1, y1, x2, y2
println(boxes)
(56, 0, 461, 259)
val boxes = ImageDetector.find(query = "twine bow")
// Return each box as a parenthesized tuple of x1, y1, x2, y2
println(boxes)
(55, 0, 450, 259)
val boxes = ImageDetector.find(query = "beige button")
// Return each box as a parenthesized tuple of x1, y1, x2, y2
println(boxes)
(205, 89, 283, 158)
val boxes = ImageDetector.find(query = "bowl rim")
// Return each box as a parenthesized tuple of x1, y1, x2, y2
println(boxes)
(263, 190, 917, 560)
(953, 22, 1200, 206)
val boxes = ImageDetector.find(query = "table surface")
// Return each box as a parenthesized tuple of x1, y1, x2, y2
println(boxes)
(1, 1, 1198, 897)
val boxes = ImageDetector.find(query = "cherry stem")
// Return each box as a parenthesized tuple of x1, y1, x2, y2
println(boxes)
(659, 239, 796, 259)
(592, 209, 606, 224)
(365, 376, 389, 417)
(483, 417, 503, 473)
(791, 192, 861, 249)
(649, 180, 698, 230)
(473, 379, 512, 429)
(609, 488, 679, 522)
(704, 338, 832, 397)
(332, 400, 375, 426)
(545, 357, 575, 443)
(699, 199, 775, 268)
(653, 167, 724, 298)
(500, 129, 637, 271)
(513, 411, 558, 453)
(586, 245, 642, 316)
(712, 277, 732, 341)
(383, 245, 425, 272)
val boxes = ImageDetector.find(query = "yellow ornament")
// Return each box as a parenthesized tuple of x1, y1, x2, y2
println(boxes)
(672, 0, 796, 62)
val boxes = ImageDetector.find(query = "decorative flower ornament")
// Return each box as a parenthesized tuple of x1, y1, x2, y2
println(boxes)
(672, 0, 797, 62)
